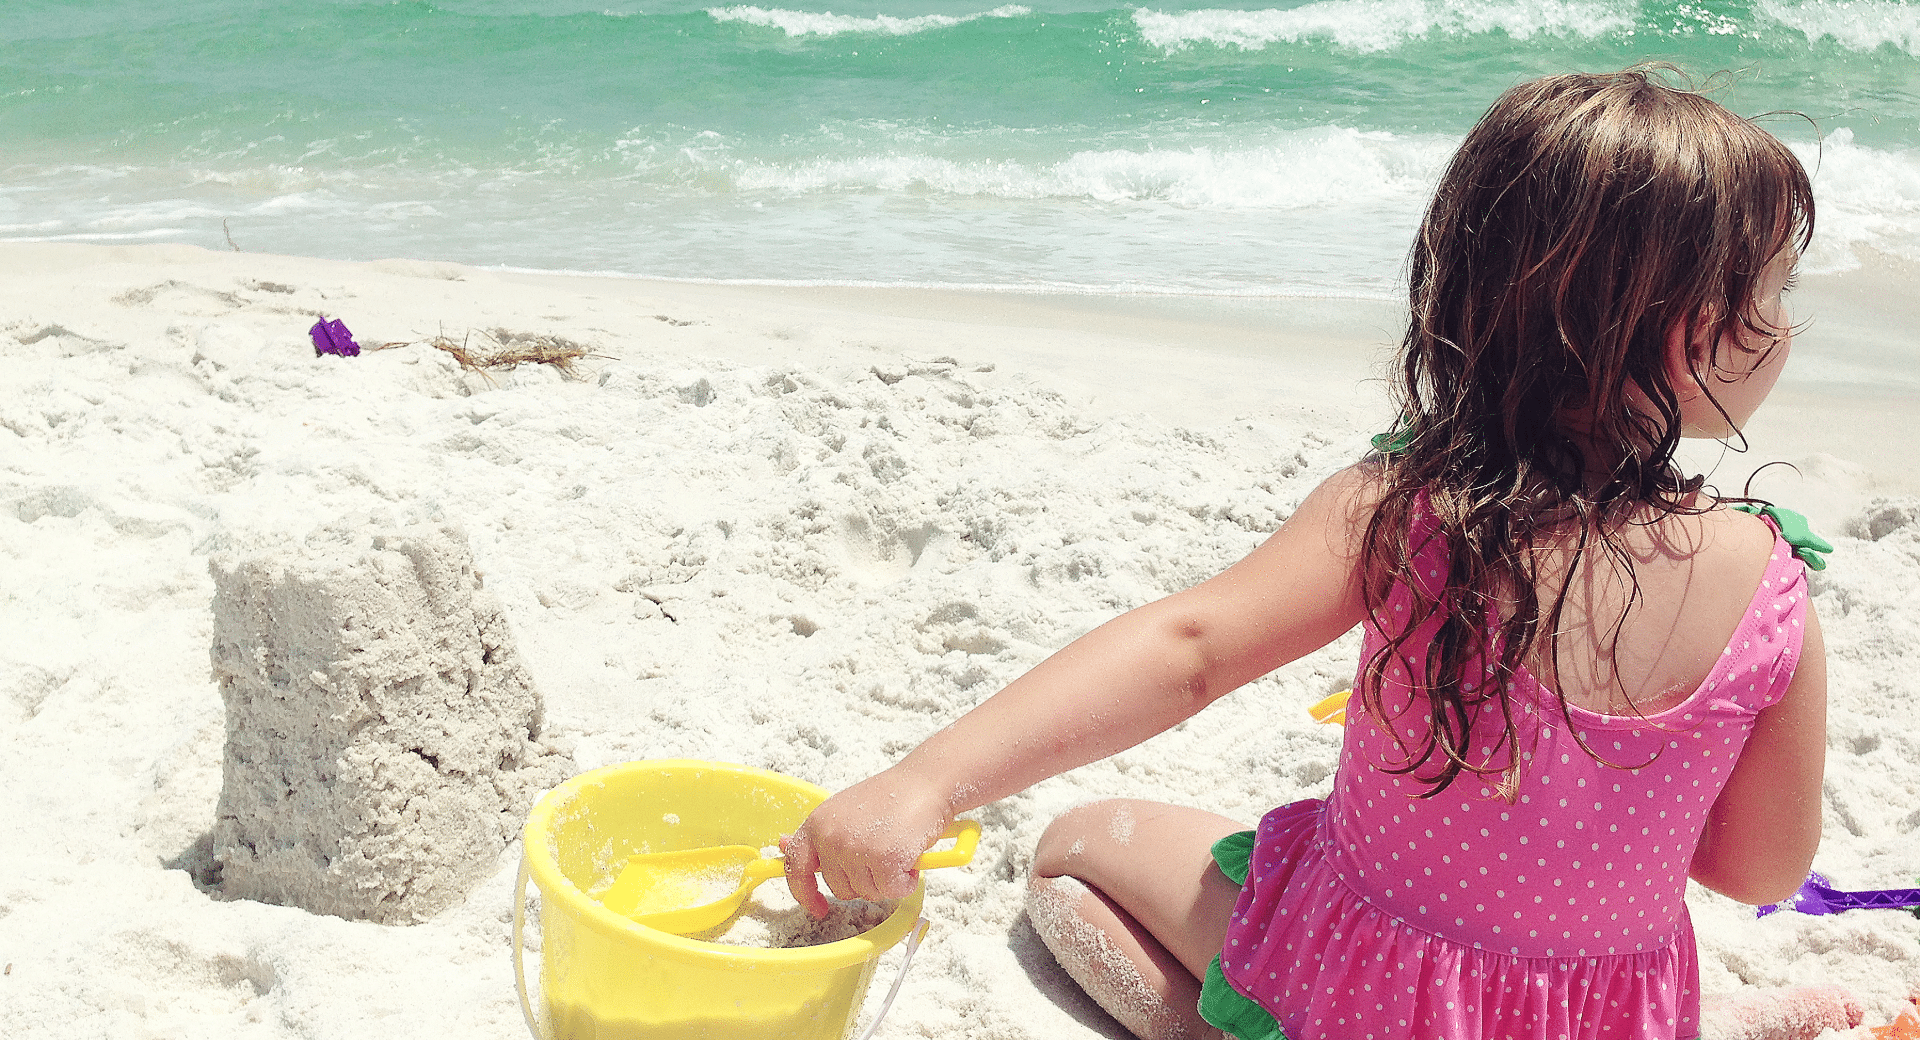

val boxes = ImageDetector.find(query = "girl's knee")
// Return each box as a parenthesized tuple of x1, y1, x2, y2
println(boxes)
(1032, 798, 1136, 878)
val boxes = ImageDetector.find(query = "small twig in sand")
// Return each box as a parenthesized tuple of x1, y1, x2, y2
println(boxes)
(222, 219, 241, 252)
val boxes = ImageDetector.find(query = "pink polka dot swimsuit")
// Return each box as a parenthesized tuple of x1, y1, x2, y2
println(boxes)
(1217, 510, 1809, 1040)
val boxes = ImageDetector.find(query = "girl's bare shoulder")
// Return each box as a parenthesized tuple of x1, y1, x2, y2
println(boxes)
(1316, 457, 1390, 523)
(1621, 503, 1783, 630)
(1673, 503, 1782, 585)
(1552, 502, 1787, 713)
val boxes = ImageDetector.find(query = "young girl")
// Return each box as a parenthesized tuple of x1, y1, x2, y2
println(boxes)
(781, 68, 1840, 1040)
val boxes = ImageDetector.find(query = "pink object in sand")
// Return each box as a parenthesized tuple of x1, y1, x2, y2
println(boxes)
(1699, 986, 1864, 1040)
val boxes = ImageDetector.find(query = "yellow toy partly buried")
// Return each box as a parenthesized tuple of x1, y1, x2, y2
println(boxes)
(1309, 689, 1351, 725)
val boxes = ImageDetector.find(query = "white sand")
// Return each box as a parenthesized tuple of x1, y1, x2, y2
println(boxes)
(1, 242, 1916, 1038)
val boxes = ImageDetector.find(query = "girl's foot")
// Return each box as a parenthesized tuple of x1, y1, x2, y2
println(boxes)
(1699, 986, 1864, 1040)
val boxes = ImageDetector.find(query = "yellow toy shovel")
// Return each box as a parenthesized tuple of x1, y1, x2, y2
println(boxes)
(598, 818, 981, 934)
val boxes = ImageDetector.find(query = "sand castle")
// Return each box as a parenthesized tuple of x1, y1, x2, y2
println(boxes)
(207, 523, 574, 924)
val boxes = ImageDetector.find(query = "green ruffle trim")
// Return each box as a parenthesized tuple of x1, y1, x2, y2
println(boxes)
(1199, 956, 1292, 1040)
(1732, 503, 1833, 570)
(1197, 831, 1291, 1040)
(1211, 830, 1255, 886)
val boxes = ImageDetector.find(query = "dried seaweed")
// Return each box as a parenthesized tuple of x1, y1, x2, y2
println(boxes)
(372, 327, 606, 381)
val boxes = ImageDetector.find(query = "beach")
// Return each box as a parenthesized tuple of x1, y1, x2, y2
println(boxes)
(1, 241, 1917, 1038)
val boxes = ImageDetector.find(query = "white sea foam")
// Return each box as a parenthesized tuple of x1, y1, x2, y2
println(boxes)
(5, 123, 1913, 295)
(728, 126, 1455, 209)
(1132, 0, 1631, 53)
(1757, 0, 1920, 54)
(1797, 128, 1920, 272)
(706, 4, 1030, 37)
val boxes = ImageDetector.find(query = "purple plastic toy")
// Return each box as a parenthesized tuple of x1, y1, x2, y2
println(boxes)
(310, 316, 361, 357)
(1756, 872, 1920, 917)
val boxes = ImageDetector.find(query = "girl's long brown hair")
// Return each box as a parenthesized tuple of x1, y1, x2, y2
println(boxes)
(1361, 66, 1814, 797)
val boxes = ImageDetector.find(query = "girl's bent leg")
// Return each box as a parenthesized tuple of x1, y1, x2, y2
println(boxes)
(1026, 799, 1247, 1040)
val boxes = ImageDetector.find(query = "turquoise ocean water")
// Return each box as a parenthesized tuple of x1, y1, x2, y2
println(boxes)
(2, 0, 1916, 295)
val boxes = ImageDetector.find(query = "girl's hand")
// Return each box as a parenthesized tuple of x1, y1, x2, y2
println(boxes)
(780, 770, 952, 918)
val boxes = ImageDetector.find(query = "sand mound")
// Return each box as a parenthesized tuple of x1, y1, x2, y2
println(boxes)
(209, 524, 573, 923)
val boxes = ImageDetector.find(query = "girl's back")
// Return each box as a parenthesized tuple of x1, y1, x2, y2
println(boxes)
(1212, 490, 1812, 1037)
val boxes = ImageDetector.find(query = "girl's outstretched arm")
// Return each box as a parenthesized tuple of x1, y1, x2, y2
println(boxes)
(1689, 602, 1828, 905)
(781, 464, 1378, 916)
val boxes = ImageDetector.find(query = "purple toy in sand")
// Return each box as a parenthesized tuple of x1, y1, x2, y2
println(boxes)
(310, 316, 361, 357)
(1757, 872, 1920, 917)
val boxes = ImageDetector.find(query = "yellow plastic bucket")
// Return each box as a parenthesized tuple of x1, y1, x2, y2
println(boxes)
(513, 759, 929, 1040)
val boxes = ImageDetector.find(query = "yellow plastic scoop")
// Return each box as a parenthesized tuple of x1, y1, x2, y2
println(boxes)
(598, 818, 981, 934)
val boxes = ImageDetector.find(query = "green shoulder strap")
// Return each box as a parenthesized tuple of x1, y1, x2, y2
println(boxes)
(1369, 423, 1413, 455)
(1731, 503, 1833, 571)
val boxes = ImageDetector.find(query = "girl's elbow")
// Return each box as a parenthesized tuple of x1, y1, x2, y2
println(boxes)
(1693, 869, 1799, 907)
(1758, 841, 1821, 905)
(1155, 610, 1230, 710)
(1689, 845, 1817, 906)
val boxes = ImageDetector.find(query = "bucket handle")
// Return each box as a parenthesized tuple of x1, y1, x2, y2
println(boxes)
(514, 849, 929, 1040)
(853, 916, 930, 1040)
(513, 850, 548, 1040)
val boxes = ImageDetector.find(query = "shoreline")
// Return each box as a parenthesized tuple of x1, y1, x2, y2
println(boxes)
(14, 239, 1910, 519)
